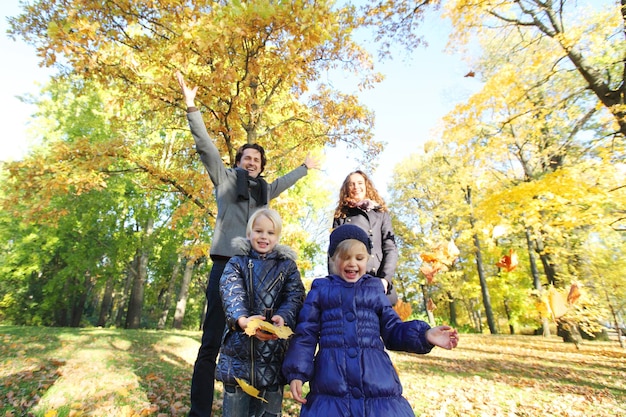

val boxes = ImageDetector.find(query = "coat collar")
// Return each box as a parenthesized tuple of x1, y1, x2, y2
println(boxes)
(230, 236, 297, 261)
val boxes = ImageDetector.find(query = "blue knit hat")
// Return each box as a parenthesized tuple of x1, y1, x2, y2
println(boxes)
(328, 224, 372, 257)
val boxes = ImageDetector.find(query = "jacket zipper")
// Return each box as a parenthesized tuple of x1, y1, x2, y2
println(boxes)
(248, 259, 255, 386)
(266, 272, 283, 293)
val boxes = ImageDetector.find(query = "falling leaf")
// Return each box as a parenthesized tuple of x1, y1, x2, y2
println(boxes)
(393, 300, 412, 321)
(548, 287, 569, 320)
(421, 240, 459, 267)
(496, 249, 518, 272)
(567, 283, 581, 305)
(420, 263, 442, 284)
(464, 70, 475, 77)
(244, 318, 293, 339)
(235, 377, 268, 403)
(427, 298, 437, 312)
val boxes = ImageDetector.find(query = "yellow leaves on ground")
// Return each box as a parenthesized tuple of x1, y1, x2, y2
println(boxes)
(235, 378, 268, 403)
(244, 318, 293, 339)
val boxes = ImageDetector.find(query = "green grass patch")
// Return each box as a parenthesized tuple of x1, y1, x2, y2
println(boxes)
(1, 326, 624, 416)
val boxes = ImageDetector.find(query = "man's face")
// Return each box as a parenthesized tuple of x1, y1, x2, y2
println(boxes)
(237, 148, 262, 178)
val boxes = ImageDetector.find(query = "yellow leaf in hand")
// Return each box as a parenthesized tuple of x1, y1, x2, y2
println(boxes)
(244, 318, 294, 339)
(235, 377, 268, 403)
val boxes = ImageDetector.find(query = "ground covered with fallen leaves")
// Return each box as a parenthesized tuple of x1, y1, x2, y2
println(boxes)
(1, 326, 624, 416)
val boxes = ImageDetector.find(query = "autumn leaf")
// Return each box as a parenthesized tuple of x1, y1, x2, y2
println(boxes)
(421, 240, 459, 267)
(567, 283, 581, 305)
(496, 249, 518, 272)
(419, 262, 443, 284)
(393, 300, 412, 321)
(244, 318, 294, 339)
(427, 298, 437, 312)
(548, 287, 569, 320)
(235, 377, 268, 403)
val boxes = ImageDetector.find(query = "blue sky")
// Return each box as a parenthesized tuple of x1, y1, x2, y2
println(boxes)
(0, 0, 480, 198)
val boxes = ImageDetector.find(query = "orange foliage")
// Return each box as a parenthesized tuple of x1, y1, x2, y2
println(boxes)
(419, 262, 443, 284)
(567, 283, 581, 305)
(420, 239, 460, 267)
(393, 300, 412, 321)
(541, 284, 583, 321)
(419, 239, 459, 284)
(496, 249, 518, 272)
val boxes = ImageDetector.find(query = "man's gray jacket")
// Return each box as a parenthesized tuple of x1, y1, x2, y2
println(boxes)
(187, 110, 308, 258)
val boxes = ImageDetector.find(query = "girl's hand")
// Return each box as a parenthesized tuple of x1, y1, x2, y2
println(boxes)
(426, 325, 459, 350)
(289, 379, 307, 404)
(271, 314, 285, 327)
(238, 315, 278, 341)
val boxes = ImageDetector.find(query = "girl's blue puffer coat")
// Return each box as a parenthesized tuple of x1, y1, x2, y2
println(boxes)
(216, 237, 305, 389)
(282, 274, 434, 417)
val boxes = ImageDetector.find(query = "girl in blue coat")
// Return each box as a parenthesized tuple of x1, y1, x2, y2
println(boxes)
(282, 224, 459, 417)
(217, 208, 305, 417)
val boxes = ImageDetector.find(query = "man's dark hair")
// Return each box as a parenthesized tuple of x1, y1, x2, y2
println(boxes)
(235, 143, 267, 174)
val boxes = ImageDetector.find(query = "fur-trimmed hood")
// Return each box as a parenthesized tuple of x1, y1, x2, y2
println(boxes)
(231, 236, 297, 261)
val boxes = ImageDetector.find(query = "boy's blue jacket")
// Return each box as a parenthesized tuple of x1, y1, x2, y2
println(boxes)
(282, 274, 434, 417)
(216, 237, 305, 388)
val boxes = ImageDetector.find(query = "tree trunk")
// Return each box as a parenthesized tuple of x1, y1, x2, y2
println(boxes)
(503, 299, 514, 334)
(115, 260, 135, 327)
(55, 277, 71, 327)
(447, 291, 458, 328)
(97, 276, 115, 327)
(70, 270, 94, 327)
(421, 284, 435, 325)
(125, 217, 154, 329)
(471, 225, 497, 333)
(157, 258, 181, 330)
(606, 288, 625, 349)
(534, 234, 558, 285)
(464, 186, 497, 334)
(473, 306, 483, 333)
(525, 227, 551, 336)
(173, 258, 195, 329)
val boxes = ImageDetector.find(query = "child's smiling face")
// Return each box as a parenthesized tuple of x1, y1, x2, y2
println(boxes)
(248, 214, 278, 255)
(333, 240, 369, 282)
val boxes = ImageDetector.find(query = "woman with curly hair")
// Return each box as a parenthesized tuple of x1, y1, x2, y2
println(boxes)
(331, 170, 399, 305)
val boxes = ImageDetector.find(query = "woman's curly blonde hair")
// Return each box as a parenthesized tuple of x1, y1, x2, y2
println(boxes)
(333, 170, 388, 219)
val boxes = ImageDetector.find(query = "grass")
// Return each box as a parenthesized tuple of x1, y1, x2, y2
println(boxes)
(1, 326, 624, 417)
